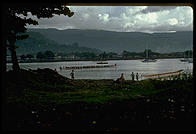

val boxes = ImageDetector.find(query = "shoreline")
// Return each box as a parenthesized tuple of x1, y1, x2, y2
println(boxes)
(6, 57, 184, 64)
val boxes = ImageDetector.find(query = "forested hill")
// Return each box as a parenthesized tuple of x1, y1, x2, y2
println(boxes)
(16, 28, 193, 54)
(15, 31, 102, 55)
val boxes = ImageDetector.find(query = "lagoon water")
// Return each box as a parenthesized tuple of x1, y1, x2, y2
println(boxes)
(6, 59, 193, 80)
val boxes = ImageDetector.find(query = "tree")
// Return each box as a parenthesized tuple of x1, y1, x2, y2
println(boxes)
(44, 51, 55, 59)
(107, 52, 118, 58)
(185, 50, 193, 58)
(36, 52, 44, 59)
(26, 54, 34, 60)
(122, 51, 130, 59)
(4, 3, 74, 70)
(20, 55, 26, 60)
(99, 51, 107, 60)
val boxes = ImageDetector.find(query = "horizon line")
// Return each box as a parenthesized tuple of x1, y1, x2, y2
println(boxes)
(27, 28, 193, 34)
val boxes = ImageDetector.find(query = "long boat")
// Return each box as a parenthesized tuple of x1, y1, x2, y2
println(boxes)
(141, 69, 184, 79)
(97, 61, 108, 64)
(60, 64, 116, 70)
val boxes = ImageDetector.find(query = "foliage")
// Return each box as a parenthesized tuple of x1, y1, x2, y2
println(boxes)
(7, 69, 193, 105)
(44, 51, 55, 59)
(184, 50, 193, 57)
(36, 51, 55, 59)
(4, 3, 74, 70)
(26, 54, 34, 59)
(74, 52, 97, 59)
(22, 29, 193, 54)
(36, 52, 45, 59)
(20, 54, 26, 60)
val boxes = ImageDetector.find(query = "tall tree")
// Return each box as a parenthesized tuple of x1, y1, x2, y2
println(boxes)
(44, 50, 55, 59)
(4, 3, 74, 70)
(36, 52, 44, 59)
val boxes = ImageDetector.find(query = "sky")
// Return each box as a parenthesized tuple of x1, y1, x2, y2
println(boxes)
(27, 6, 193, 33)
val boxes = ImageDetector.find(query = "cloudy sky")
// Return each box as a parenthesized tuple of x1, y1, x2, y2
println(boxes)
(27, 6, 193, 33)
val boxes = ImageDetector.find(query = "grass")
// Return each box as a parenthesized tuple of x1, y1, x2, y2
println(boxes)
(7, 76, 193, 105)
(5, 69, 194, 131)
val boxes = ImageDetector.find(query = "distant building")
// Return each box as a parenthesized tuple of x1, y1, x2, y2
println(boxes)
(64, 54, 76, 60)
(54, 55, 62, 60)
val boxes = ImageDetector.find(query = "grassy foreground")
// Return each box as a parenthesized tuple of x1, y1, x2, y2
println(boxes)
(5, 68, 194, 131)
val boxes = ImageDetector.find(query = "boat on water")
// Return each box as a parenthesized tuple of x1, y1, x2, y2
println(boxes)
(180, 58, 193, 63)
(61, 64, 116, 70)
(142, 39, 157, 63)
(96, 61, 108, 64)
(142, 58, 157, 62)
(180, 58, 189, 62)
(142, 48, 157, 62)
(141, 69, 184, 79)
(180, 50, 193, 63)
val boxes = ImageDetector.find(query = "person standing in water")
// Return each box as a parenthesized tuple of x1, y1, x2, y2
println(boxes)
(70, 70, 75, 80)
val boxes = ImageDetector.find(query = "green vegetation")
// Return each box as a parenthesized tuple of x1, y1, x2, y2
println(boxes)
(23, 29, 193, 53)
(14, 31, 102, 55)
(5, 4, 74, 71)
(7, 69, 193, 105)
(6, 69, 193, 131)
(36, 51, 55, 60)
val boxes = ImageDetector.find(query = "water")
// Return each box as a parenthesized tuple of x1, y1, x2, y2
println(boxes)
(6, 59, 193, 80)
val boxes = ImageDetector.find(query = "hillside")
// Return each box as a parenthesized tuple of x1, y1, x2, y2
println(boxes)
(14, 31, 102, 55)
(26, 29, 193, 53)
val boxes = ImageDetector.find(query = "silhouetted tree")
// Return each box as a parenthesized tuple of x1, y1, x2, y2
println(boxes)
(20, 55, 26, 60)
(185, 50, 193, 58)
(122, 51, 130, 59)
(44, 51, 55, 59)
(107, 52, 118, 58)
(99, 51, 107, 60)
(26, 54, 34, 60)
(4, 3, 74, 70)
(36, 52, 44, 59)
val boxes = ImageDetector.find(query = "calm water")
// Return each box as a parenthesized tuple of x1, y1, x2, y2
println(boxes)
(6, 59, 193, 80)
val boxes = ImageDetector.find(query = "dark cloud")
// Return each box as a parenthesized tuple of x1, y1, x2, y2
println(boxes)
(141, 6, 177, 14)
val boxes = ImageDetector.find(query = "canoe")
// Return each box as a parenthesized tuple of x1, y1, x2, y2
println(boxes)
(141, 69, 184, 79)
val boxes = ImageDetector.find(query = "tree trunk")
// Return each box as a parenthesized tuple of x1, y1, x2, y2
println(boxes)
(9, 41, 20, 71)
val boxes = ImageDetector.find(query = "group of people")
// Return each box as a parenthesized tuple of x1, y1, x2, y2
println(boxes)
(58, 67, 140, 81)
(118, 72, 139, 82)
(131, 72, 139, 81)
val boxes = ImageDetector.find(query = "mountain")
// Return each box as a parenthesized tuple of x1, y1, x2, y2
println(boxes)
(15, 28, 193, 54)
(14, 31, 102, 55)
